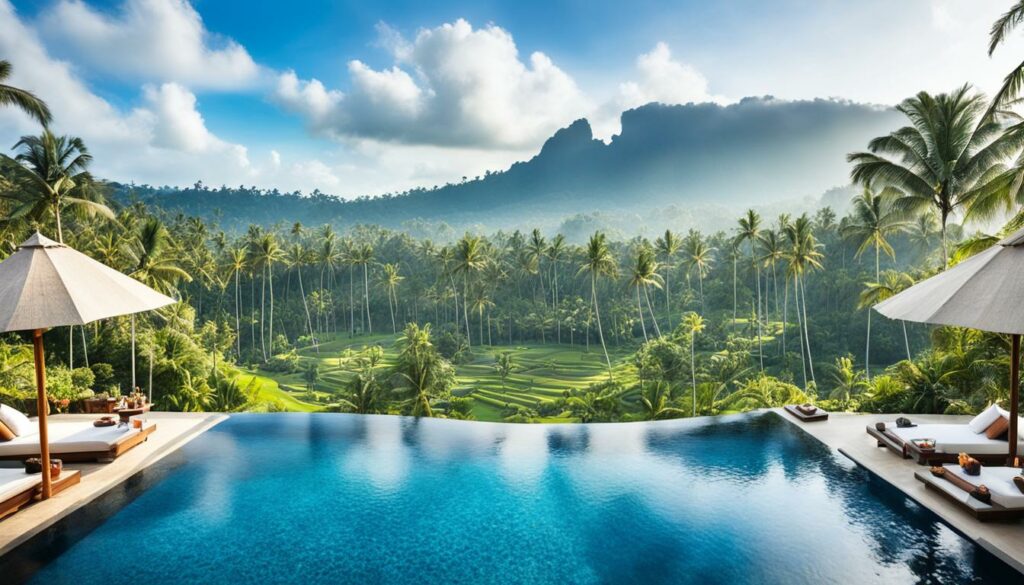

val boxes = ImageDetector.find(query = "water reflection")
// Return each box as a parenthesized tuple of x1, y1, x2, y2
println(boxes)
(16, 412, 1019, 585)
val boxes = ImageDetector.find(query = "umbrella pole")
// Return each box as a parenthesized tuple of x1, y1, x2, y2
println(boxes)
(1011, 334, 1021, 466)
(33, 329, 52, 499)
(131, 314, 136, 392)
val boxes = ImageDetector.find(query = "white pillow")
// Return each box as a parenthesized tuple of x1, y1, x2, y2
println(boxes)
(969, 404, 1003, 434)
(0, 404, 34, 437)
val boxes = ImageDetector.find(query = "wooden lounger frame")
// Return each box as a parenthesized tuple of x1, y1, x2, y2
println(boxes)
(866, 424, 1008, 466)
(784, 404, 828, 422)
(0, 469, 80, 521)
(0, 424, 156, 464)
(914, 469, 1024, 522)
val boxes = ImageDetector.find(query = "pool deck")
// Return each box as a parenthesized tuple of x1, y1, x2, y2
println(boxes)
(774, 408, 1024, 575)
(0, 411, 226, 557)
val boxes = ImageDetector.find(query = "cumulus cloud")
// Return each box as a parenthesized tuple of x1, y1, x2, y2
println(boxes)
(0, 1, 254, 188)
(38, 0, 261, 90)
(272, 19, 586, 148)
(592, 42, 727, 139)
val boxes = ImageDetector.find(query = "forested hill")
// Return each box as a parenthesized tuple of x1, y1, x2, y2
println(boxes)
(109, 97, 902, 233)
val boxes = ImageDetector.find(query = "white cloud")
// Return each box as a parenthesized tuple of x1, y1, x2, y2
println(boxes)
(0, 1, 254, 189)
(592, 42, 726, 139)
(38, 0, 261, 90)
(272, 18, 586, 148)
(618, 42, 720, 109)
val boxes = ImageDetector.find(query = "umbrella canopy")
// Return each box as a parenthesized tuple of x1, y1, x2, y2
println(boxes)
(875, 227, 1024, 464)
(0, 232, 175, 498)
(0, 232, 175, 331)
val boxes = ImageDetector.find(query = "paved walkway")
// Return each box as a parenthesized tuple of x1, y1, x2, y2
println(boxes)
(774, 408, 1024, 575)
(0, 412, 226, 556)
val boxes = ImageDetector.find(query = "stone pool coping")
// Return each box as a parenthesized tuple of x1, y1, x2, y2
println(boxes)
(0, 412, 227, 557)
(773, 408, 1024, 576)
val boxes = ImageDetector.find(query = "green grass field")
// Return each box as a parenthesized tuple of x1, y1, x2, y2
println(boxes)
(245, 332, 638, 421)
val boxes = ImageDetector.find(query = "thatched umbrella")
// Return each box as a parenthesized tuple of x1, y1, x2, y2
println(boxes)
(0, 233, 174, 498)
(875, 228, 1024, 464)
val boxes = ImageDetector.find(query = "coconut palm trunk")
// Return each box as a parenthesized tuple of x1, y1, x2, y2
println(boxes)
(260, 267, 267, 361)
(297, 267, 316, 352)
(643, 284, 661, 337)
(268, 263, 275, 356)
(800, 275, 816, 384)
(636, 286, 648, 342)
(592, 274, 612, 379)
(234, 269, 241, 358)
(690, 331, 697, 416)
(463, 274, 472, 346)
(793, 274, 808, 388)
(363, 263, 372, 334)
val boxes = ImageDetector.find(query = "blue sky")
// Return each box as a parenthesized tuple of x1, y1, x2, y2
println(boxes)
(2, 0, 1023, 197)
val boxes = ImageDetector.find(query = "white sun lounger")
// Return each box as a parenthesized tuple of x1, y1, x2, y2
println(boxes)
(915, 464, 1024, 522)
(867, 420, 1024, 465)
(0, 467, 81, 520)
(0, 420, 156, 463)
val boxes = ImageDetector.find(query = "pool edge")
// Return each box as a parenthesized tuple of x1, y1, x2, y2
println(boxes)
(771, 408, 1024, 577)
(0, 413, 228, 558)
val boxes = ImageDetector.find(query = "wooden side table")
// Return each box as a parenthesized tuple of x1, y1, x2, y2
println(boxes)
(115, 403, 152, 424)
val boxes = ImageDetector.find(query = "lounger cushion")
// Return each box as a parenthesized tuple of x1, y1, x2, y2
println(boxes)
(0, 421, 155, 457)
(986, 416, 1009, 440)
(888, 423, 1024, 455)
(969, 404, 1003, 434)
(996, 407, 1024, 431)
(0, 405, 33, 437)
(0, 420, 14, 442)
(0, 468, 40, 502)
(944, 464, 1024, 509)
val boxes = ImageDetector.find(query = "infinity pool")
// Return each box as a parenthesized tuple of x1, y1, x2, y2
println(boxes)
(6, 412, 1019, 583)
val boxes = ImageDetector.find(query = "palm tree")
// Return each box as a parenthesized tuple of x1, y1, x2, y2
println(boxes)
(547, 234, 567, 342)
(526, 229, 547, 303)
(639, 382, 685, 420)
(337, 370, 381, 414)
(226, 246, 247, 357)
(848, 85, 1022, 268)
(316, 229, 340, 335)
(437, 245, 461, 331)
(784, 215, 824, 388)
(455, 234, 487, 347)
(380, 263, 404, 334)
(627, 247, 662, 341)
(684, 232, 715, 312)
(128, 218, 192, 295)
(578, 232, 618, 379)
(827, 356, 869, 402)
(987, 2, 1024, 114)
(654, 230, 682, 330)
(736, 210, 764, 371)
(494, 352, 514, 391)
(757, 230, 783, 323)
(349, 243, 374, 334)
(841, 187, 907, 378)
(2, 130, 113, 242)
(470, 285, 494, 346)
(285, 242, 317, 351)
(859, 270, 916, 362)
(0, 60, 51, 125)
(254, 234, 284, 357)
(683, 312, 705, 416)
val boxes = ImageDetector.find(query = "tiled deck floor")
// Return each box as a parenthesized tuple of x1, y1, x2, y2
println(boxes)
(775, 408, 1024, 575)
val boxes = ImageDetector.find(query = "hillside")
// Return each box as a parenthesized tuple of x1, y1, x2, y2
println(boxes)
(110, 98, 901, 233)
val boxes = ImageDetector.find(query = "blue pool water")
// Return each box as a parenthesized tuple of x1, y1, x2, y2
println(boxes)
(7, 412, 1019, 584)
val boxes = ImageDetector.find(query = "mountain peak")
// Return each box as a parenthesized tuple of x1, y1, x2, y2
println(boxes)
(537, 119, 597, 157)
